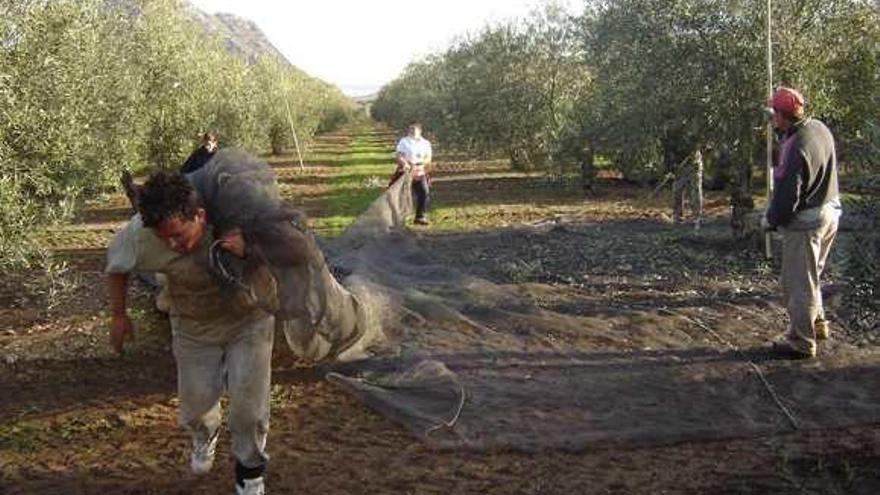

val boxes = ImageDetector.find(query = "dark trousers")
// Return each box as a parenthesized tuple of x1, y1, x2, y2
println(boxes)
(412, 176, 430, 220)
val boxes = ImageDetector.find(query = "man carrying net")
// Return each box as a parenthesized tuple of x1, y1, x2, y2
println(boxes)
(106, 148, 389, 493)
(106, 171, 279, 494)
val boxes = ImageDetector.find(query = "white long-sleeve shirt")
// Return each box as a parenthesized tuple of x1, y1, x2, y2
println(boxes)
(395, 136, 432, 179)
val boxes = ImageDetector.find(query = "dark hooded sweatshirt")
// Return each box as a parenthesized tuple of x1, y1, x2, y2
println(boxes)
(180, 146, 216, 175)
(766, 117, 840, 228)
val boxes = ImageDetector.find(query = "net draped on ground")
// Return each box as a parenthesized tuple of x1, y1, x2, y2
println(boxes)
(197, 149, 880, 452)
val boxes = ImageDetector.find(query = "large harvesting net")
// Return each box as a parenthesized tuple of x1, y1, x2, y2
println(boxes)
(195, 149, 880, 452)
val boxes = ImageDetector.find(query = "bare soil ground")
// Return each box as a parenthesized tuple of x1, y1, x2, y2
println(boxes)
(1, 123, 878, 494)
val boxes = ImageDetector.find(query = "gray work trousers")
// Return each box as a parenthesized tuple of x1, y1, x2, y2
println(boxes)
(779, 206, 840, 355)
(171, 314, 274, 469)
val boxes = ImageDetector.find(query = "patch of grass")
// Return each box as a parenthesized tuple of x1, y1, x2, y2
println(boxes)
(0, 412, 130, 455)
(499, 258, 544, 283)
(0, 420, 45, 453)
(427, 201, 581, 233)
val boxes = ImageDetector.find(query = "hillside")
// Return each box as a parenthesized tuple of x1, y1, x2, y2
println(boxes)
(189, 11, 290, 66)
(180, 1, 296, 69)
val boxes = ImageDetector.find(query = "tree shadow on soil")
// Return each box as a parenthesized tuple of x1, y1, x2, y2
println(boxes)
(0, 355, 178, 420)
(73, 206, 134, 225)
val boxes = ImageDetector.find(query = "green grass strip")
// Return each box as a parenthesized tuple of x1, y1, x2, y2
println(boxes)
(314, 131, 396, 236)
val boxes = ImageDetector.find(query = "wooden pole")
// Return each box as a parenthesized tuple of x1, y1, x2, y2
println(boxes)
(764, 0, 774, 259)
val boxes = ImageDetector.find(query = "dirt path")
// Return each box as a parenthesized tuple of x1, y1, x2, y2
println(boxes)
(2, 123, 879, 494)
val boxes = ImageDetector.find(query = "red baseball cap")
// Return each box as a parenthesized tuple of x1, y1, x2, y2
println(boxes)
(767, 87, 805, 116)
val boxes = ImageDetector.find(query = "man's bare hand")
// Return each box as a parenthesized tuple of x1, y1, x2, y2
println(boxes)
(110, 313, 134, 354)
(220, 228, 246, 258)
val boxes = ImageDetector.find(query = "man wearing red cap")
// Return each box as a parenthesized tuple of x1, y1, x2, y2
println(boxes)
(763, 86, 842, 359)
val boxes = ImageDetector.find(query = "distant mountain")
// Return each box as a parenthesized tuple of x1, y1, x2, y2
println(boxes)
(352, 92, 378, 104)
(182, 2, 294, 68)
(108, 1, 303, 72)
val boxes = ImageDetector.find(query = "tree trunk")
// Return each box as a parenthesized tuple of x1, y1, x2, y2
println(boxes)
(725, 147, 755, 240)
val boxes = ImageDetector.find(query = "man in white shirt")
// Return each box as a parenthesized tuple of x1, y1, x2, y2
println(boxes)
(394, 121, 433, 225)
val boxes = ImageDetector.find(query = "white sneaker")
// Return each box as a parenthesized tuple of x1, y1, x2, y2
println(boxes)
(236, 477, 265, 495)
(190, 431, 219, 475)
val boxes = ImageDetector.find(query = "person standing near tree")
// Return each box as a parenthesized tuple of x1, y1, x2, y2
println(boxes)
(106, 171, 279, 495)
(672, 148, 704, 230)
(181, 131, 219, 175)
(763, 86, 842, 359)
(119, 132, 219, 212)
(394, 121, 433, 225)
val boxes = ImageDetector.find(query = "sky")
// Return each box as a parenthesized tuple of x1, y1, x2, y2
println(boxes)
(189, 0, 582, 97)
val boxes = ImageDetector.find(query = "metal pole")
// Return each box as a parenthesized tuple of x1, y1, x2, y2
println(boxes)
(284, 98, 305, 171)
(764, 0, 774, 259)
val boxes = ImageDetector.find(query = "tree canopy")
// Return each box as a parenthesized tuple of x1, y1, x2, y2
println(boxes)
(373, 0, 879, 179)
(0, 0, 355, 270)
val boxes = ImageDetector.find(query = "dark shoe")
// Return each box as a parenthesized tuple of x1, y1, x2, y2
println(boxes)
(235, 463, 266, 495)
(414, 217, 430, 226)
(236, 477, 264, 495)
(770, 340, 815, 360)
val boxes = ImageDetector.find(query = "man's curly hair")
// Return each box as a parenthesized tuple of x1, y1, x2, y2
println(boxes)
(138, 171, 201, 228)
